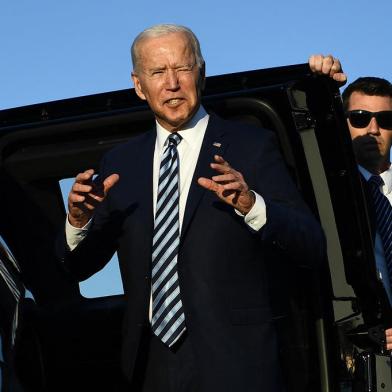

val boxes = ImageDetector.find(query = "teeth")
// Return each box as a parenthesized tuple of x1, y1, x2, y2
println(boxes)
(167, 99, 180, 105)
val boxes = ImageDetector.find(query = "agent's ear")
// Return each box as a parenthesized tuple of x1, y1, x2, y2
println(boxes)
(131, 72, 147, 101)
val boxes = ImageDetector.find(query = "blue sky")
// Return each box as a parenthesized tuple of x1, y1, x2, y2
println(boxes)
(2, 0, 392, 296)
(2, 0, 392, 109)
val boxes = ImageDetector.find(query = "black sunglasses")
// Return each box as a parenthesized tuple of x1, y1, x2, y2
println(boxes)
(346, 110, 392, 130)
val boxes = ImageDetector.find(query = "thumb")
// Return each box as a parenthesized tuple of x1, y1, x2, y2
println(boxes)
(333, 73, 347, 86)
(103, 174, 120, 195)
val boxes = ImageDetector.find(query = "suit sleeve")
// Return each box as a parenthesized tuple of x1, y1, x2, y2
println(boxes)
(250, 129, 326, 268)
(56, 155, 119, 281)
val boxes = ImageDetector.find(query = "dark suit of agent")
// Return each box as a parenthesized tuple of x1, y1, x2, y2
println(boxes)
(63, 24, 325, 392)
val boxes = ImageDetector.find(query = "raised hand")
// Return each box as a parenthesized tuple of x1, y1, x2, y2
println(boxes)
(308, 54, 347, 86)
(68, 169, 119, 228)
(198, 155, 255, 215)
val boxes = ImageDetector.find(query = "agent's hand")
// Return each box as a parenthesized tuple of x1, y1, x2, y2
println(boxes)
(351, 134, 390, 174)
(198, 155, 255, 215)
(308, 54, 347, 86)
(68, 169, 119, 228)
(386, 328, 392, 350)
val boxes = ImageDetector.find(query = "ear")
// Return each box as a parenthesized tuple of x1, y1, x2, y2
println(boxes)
(199, 63, 206, 91)
(131, 72, 147, 101)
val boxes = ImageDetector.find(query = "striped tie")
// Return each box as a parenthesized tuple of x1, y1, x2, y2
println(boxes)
(368, 175, 392, 284)
(151, 132, 186, 347)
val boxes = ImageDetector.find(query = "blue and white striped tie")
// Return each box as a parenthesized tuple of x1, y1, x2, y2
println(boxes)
(151, 132, 186, 347)
(368, 175, 392, 284)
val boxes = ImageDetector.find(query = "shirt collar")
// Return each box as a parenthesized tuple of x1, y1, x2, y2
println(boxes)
(358, 164, 392, 194)
(155, 105, 209, 151)
(381, 167, 392, 194)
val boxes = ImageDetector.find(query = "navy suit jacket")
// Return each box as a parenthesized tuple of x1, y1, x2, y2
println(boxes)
(63, 115, 325, 391)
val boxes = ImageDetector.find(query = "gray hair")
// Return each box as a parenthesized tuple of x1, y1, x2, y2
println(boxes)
(131, 24, 205, 72)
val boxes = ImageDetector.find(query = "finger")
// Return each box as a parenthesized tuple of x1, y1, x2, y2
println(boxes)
(309, 54, 323, 73)
(72, 183, 93, 194)
(329, 57, 342, 74)
(81, 193, 102, 209)
(211, 162, 232, 174)
(333, 72, 347, 86)
(212, 173, 236, 183)
(69, 191, 103, 209)
(75, 169, 95, 184)
(321, 55, 334, 75)
(214, 155, 227, 164)
(103, 173, 120, 194)
(198, 177, 220, 192)
(222, 181, 244, 191)
(308, 55, 316, 72)
(69, 193, 87, 204)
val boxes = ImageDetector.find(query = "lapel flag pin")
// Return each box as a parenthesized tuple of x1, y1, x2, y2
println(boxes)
(213, 142, 221, 148)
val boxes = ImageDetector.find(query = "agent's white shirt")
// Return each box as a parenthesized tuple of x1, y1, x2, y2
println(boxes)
(358, 165, 392, 305)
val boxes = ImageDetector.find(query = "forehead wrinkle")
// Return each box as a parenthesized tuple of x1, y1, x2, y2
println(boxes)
(137, 33, 195, 71)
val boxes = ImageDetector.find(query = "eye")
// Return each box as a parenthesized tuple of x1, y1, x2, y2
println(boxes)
(178, 65, 193, 73)
(148, 69, 166, 78)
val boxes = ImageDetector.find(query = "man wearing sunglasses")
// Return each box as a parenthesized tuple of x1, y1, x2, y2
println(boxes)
(342, 78, 392, 177)
(310, 55, 392, 351)
(343, 77, 392, 352)
(342, 77, 392, 306)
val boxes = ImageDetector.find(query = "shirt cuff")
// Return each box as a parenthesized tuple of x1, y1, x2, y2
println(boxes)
(235, 191, 267, 231)
(65, 215, 92, 251)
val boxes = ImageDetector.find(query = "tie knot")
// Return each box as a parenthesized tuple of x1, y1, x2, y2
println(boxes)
(168, 133, 182, 147)
(369, 175, 384, 188)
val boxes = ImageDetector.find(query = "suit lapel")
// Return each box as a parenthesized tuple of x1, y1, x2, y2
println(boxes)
(360, 174, 377, 240)
(132, 130, 155, 264)
(181, 115, 229, 240)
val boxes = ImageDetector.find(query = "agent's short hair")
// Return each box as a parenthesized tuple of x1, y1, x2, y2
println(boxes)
(342, 77, 392, 111)
(131, 24, 205, 73)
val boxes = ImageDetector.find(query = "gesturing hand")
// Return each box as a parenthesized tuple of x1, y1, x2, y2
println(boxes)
(68, 169, 120, 228)
(198, 155, 255, 215)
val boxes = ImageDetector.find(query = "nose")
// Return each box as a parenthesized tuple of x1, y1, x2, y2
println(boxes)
(165, 69, 180, 90)
(367, 117, 381, 135)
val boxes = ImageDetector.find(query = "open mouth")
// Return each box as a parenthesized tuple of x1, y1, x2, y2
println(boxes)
(165, 98, 183, 106)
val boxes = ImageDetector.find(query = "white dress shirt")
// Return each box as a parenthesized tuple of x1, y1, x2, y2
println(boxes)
(358, 165, 392, 305)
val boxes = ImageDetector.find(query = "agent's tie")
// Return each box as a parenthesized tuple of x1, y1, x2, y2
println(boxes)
(151, 133, 186, 347)
(368, 175, 392, 284)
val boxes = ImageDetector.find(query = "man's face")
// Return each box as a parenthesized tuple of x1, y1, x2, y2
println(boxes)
(131, 32, 204, 132)
(347, 91, 392, 173)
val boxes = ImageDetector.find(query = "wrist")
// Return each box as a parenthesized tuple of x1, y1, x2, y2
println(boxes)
(68, 214, 89, 229)
(240, 191, 256, 215)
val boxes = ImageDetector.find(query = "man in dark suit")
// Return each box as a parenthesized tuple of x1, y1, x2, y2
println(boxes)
(342, 77, 392, 350)
(310, 55, 392, 351)
(63, 24, 325, 391)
